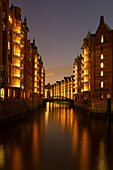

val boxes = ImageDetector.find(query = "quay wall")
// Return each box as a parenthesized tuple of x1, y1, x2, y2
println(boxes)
(73, 101, 113, 116)
(0, 99, 42, 121)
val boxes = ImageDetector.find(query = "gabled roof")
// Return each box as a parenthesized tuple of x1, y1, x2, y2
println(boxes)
(104, 22, 111, 31)
(86, 29, 91, 38)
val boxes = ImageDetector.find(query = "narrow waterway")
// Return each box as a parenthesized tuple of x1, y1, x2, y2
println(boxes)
(0, 102, 113, 170)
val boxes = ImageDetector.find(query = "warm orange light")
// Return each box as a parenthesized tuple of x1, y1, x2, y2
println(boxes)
(101, 54, 103, 59)
(34, 70, 37, 75)
(35, 64, 37, 68)
(34, 88, 37, 93)
(101, 71, 103, 76)
(35, 56, 37, 63)
(34, 76, 37, 81)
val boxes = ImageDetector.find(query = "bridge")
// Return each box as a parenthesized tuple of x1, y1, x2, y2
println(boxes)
(43, 96, 74, 107)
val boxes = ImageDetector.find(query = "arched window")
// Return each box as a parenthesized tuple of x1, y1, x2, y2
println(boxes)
(101, 35, 104, 43)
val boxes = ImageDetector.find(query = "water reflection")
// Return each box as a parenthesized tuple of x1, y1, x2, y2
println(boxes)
(0, 145, 5, 169)
(0, 112, 45, 170)
(44, 102, 113, 170)
(0, 102, 112, 169)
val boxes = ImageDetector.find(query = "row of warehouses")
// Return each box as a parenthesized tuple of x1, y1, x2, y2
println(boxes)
(0, 0, 45, 100)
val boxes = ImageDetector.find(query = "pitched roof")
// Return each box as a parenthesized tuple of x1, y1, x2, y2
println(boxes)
(86, 29, 91, 38)
(104, 22, 111, 31)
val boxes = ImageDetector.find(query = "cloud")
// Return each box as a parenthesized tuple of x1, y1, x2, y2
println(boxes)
(45, 65, 73, 84)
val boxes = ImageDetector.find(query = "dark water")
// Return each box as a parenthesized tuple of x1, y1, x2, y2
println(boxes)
(0, 102, 113, 170)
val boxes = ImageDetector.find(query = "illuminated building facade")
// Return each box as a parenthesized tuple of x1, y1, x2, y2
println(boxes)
(0, 0, 45, 100)
(45, 83, 53, 98)
(45, 76, 74, 99)
(90, 16, 113, 110)
(38, 57, 45, 99)
(73, 16, 113, 111)
(73, 30, 91, 105)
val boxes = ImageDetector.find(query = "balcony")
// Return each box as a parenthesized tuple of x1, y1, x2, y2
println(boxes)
(20, 54, 24, 60)
(20, 44, 24, 48)
(20, 33, 24, 38)
(13, 72, 20, 78)
(14, 53, 20, 57)
(20, 65, 24, 70)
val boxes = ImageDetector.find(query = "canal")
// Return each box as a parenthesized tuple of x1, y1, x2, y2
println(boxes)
(0, 102, 113, 170)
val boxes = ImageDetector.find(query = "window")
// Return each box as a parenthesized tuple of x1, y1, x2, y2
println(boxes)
(101, 35, 104, 43)
(8, 89, 10, 97)
(101, 81, 103, 88)
(101, 54, 103, 59)
(9, 15, 12, 24)
(89, 54, 91, 59)
(100, 93, 103, 100)
(101, 46, 103, 51)
(0, 88, 5, 99)
(101, 71, 103, 76)
(101, 63, 104, 68)
(13, 90, 15, 97)
(8, 41, 10, 50)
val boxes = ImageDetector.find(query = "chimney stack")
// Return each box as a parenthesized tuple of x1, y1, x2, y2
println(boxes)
(100, 16, 104, 24)
(33, 39, 35, 46)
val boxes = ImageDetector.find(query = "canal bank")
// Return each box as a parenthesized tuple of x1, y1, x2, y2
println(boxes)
(73, 100, 113, 118)
(0, 99, 42, 121)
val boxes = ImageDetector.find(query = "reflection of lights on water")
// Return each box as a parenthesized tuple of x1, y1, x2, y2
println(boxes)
(97, 140, 107, 170)
(72, 119, 78, 154)
(0, 145, 5, 169)
(45, 102, 49, 125)
(80, 129, 89, 170)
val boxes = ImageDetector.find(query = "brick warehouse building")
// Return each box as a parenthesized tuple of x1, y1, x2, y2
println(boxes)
(73, 16, 113, 113)
(0, 0, 45, 100)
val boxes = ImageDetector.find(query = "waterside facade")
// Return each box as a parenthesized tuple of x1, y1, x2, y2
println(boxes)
(73, 16, 113, 114)
(0, 0, 45, 119)
(45, 76, 74, 100)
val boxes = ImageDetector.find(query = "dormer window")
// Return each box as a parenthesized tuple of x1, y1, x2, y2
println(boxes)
(101, 35, 104, 43)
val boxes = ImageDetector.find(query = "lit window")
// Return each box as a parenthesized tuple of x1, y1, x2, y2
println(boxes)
(0, 88, 5, 99)
(9, 15, 12, 24)
(13, 90, 15, 97)
(101, 71, 103, 76)
(8, 41, 10, 50)
(100, 93, 103, 100)
(101, 35, 104, 43)
(101, 63, 104, 68)
(101, 54, 103, 59)
(8, 89, 10, 97)
(101, 81, 103, 88)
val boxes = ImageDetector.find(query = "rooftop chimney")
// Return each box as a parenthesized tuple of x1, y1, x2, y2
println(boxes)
(24, 17, 27, 26)
(100, 16, 104, 24)
(33, 39, 35, 46)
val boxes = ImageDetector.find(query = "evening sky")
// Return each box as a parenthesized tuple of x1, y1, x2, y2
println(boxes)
(9, 0, 113, 83)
